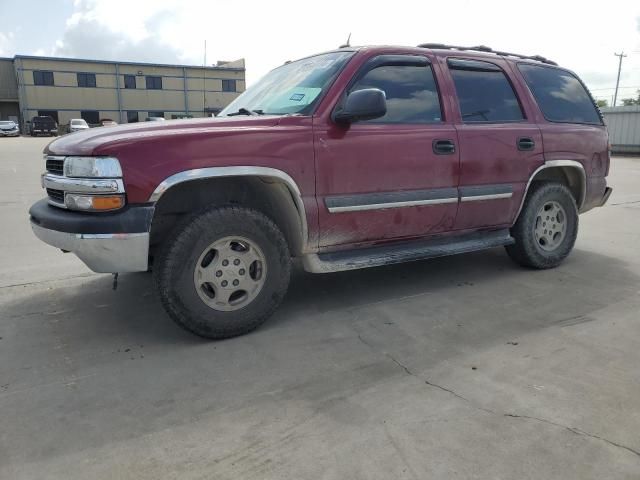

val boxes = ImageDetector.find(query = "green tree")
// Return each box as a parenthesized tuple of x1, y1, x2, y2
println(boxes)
(596, 99, 608, 107)
(620, 89, 640, 106)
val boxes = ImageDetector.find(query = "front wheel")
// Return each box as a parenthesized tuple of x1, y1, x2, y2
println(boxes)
(506, 182, 578, 269)
(154, 206, 291, 339)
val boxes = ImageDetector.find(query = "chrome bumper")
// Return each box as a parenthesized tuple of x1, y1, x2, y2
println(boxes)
(31, 223, 149, 273)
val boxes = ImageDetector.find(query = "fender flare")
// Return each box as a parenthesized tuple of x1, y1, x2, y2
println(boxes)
(149, 166, 309, 252)
(514, 160, 586, 220)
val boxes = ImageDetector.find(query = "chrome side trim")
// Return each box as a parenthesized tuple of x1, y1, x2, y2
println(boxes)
(31, 223, 149, 273)
(514, 160, 586, 220)
(42, 174, 125, 194)
(328, 197, 458, 213)
(149, 166, 309, 250)
(460, 192, 513, 202)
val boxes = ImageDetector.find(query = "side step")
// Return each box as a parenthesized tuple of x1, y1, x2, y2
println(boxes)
(302, 229, 514, 273)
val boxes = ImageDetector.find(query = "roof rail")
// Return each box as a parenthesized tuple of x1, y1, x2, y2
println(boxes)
(417, 43, 557, 66)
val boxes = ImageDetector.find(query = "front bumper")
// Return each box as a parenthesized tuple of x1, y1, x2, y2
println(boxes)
(599, 187, 613, 207)
(29, 199, 154, 273)
(0, 130, 19, 136)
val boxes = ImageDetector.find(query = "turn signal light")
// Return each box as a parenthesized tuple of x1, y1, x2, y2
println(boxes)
(65, 194, 125, 211)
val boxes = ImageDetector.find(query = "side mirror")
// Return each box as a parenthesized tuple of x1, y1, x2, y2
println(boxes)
(333, 88, 387, 124)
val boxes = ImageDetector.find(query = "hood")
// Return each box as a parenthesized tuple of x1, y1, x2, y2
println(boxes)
(45, 115, 284, 156)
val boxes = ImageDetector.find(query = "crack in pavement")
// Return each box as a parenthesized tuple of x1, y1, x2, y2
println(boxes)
(611, 200, 640, 206)
(0, 273, 95, 290)
(356, 333, 640, 460)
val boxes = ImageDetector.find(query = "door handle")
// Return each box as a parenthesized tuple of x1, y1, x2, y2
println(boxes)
(433, 139, 456, 155)
(517, 137, 535, 151)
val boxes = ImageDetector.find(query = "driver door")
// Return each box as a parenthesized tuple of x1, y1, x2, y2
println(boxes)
(314, 54, 459, 248)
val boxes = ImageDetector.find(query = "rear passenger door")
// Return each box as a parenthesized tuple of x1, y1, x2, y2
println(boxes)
(445, 58, 544, 230)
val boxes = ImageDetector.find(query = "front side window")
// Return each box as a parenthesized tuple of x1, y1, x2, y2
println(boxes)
(518, 64, 601, 125)
(33, 70, 54, 86)
(349, 63, 442, 123)
(449, 59, 524, 122)
(77, 73, 97, 88)
(219, 51, 353, 116)
(146, 76, 162, 90)
(81, 110, 99, 124)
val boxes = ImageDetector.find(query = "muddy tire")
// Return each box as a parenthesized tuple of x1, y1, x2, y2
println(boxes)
(506, 182, 578, 269)
(154, 206, 291, 339)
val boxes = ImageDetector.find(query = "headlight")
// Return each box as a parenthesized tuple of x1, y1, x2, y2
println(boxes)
(63, 156, 122, 178)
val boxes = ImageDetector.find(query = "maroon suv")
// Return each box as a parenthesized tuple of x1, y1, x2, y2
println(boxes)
(30, 44, 612, 339)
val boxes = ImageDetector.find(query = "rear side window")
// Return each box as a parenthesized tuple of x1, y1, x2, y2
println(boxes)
(449, 59, 524, 123)
(518, 64, 601, 125)
(350, 64, 442, 123)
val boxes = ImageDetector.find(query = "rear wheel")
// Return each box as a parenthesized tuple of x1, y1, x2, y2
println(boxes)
(154, 206, 291, 339)
(506, 182, 578, 269)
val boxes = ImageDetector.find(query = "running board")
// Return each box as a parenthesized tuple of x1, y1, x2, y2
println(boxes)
(302, 229, 514, 273)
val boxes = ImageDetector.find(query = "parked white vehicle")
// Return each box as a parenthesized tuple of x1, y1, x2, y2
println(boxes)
(0, 120, 20, 137)
(69, 119, 90, 133)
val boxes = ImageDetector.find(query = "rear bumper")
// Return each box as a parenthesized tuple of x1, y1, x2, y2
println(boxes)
(29, 198, 154, 273)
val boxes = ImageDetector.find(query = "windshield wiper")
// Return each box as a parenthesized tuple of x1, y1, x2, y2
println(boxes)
(226, 108, 264, 117)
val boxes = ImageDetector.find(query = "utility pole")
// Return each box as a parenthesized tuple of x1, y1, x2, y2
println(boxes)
(613, 52, 627, 107)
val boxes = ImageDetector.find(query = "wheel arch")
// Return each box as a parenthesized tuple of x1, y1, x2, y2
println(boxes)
(514, 160, 586, 221)
(148, 167, 309, 257)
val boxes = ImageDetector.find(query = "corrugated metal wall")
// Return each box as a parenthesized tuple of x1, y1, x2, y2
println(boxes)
(601, 106, 640, 154)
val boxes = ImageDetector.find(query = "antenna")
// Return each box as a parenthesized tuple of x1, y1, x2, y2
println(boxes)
(203, 40, 207, 117)
(339, 33, 351, 49)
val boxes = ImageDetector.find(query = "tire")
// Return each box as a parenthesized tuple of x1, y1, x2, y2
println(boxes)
(154, 206, 291, 339)
(506, 182, 578, 269)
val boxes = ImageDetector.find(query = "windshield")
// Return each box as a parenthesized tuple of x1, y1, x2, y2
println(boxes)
(219, 51, 353, 116)
(0, 121, 15, 126)
(71, 120, 87, 125)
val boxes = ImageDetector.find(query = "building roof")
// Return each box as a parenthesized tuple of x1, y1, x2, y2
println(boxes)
(12, 54, 245, 72)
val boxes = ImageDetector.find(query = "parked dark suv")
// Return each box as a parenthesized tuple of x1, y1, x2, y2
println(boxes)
(30, 44, 611, 339)
(30, 116, 58, 136)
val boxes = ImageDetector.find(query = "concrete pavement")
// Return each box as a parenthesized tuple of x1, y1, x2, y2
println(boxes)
(1, 137, 639, 479)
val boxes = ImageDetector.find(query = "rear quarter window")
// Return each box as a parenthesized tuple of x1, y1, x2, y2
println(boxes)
(518, 64, 602, 125)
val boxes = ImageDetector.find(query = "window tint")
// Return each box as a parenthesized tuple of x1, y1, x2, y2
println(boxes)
(33, 71, 54, 86)
(127, 111, 139, 123)
(145, 76, 162, 90)
(449, 60, 524, 122)
(350, 64, 441, 123)
(81, 110, 99, 124)
(124, 75, 136, 89)
(77, 73, 96, 88)
(222, 79, 236, 92)
(518, 64, 601, 124)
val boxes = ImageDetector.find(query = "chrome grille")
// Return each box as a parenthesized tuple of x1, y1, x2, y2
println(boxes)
(46, 157, 64, 175)
(46, 188, 65, 204)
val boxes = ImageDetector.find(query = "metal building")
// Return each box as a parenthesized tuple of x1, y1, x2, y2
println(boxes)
(0, 54, 245, 130)
(601, 106, 640, 155)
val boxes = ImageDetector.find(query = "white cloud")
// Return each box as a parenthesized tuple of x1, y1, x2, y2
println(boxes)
(0, 31, 14, 57)
(15, 0, 640, 97)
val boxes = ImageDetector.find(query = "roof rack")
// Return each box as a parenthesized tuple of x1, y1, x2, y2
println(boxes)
(417, 43, 557, 66)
